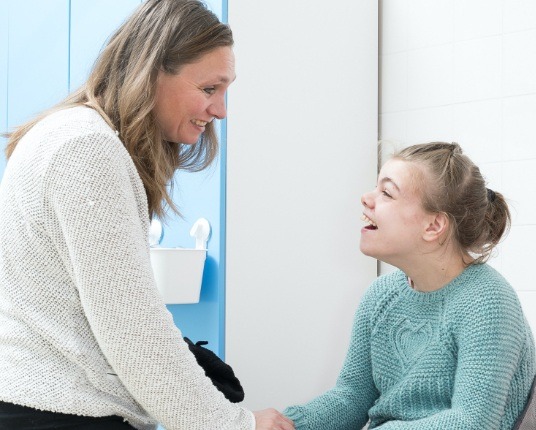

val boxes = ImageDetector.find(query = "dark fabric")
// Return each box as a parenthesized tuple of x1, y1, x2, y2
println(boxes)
(0, 401, 135, 430)
(184, 337, 245, 403)
(513, 375, 536, 430)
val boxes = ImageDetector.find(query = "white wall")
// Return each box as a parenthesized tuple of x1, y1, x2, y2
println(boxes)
(379, 0, 536, 333)
(226, 1, 378, 410)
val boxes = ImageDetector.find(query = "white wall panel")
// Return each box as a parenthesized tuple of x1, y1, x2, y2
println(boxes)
(502, 30, 536, 97)
(517, 291, 536, 334)
(226, 0, 378, 410)
(502, 159, 536, 226)
(502, 226, 536, 291)
(502, 94, 536, 161)
(379, 0, 536, 295)
(503, 0, 536, 34)
(381, 52, 407, 113)
(407, 45, 454, 109)
(454, 0, 502, 41)
(381, 0, 408, 54)
(452, 100, 502, 164)
(407, 0, 453, 50)
(406, 106, 454, 144)
(453, 37, 502, 103)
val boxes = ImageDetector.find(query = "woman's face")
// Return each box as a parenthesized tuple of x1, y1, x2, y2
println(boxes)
(153, 46, 236, 144)
(360, 159, 435, 266)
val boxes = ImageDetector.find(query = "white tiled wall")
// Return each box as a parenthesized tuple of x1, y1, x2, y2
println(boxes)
(380, 0, 536, 331)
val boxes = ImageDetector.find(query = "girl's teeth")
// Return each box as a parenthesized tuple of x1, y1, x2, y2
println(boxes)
(361, 214, 377, 227)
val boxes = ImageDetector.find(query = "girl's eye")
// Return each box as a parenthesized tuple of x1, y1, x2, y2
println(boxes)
(382, 190, 392, 198)
(203, 87, 216, 95)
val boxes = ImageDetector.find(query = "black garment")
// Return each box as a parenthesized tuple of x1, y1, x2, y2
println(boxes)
(184, 337, 245, 403)
(0, 401, 135, 430)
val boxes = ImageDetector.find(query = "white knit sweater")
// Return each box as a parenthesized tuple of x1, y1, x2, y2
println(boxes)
(0, 106, 255, 430)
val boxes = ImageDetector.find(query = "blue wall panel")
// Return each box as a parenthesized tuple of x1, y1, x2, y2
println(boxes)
(163, 161, 224, 356)
(0, 0, 8, 176)
(1, 0, 227, 363)
(7, 0, 69, 129)
(70, 0, 141, 91)
(159, 0, 227, 358)
(1, 3, 227, 428)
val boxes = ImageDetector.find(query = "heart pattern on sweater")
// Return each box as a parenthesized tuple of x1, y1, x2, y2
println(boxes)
(392, 319, 434, 367)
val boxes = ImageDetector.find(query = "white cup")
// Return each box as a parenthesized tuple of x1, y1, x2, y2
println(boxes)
(149, 248, 207, 304)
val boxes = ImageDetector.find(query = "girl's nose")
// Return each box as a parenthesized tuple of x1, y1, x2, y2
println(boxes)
(361, 191, 374, 208)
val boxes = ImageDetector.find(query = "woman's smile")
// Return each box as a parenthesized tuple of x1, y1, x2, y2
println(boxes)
(153, 46, 236, 144)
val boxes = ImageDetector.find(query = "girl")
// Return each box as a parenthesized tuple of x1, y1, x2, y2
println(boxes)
(284, 142, 535, 429)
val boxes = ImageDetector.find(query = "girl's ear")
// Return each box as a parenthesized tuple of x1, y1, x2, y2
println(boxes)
(423, 212, 449, 243)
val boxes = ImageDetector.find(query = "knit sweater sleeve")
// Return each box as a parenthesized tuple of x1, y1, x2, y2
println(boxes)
(41, 134, 254, 430)
(377, 280, 528, 430)
(283, 285, 380, 430)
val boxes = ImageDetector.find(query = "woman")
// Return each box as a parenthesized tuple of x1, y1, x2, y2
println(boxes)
(0, 1, 294, 429)
(284, 142, 536, 429)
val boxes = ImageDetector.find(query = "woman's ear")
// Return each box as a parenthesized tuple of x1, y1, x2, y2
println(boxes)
(423, 212, 449, 243)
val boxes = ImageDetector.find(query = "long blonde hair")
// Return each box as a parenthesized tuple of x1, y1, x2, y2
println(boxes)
(5, 0, 233, 219)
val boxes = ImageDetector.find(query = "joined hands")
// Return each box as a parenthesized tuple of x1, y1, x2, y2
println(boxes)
(254, 408, 295, 430)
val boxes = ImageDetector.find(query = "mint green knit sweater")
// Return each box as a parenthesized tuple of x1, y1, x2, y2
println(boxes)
(284, 264, 535, 429)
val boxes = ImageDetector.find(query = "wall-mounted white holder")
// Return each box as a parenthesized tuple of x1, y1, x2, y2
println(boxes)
(149, 218, 211, 304)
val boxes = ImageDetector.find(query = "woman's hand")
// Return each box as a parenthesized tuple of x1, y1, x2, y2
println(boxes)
(254, 408, 295, 430)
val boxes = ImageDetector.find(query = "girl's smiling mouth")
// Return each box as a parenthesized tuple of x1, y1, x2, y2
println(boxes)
(361, 214, 378, 230)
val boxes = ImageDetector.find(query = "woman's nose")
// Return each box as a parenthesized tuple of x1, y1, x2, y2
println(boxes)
(208, 95, 227, 119)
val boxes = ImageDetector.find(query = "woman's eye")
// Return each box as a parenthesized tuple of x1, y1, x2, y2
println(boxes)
(382, 190, 392, 198)
(203, 87, 216, 95)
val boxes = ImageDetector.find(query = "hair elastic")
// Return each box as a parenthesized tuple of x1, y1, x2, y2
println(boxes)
(487, 188, 496, 202)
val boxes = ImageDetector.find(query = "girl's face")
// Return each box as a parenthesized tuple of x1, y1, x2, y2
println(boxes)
(360, 159, 436, 266)
(153, 46, 236, 144)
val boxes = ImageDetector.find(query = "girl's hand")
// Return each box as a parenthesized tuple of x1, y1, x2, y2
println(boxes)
(254, 408, 295, 430)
